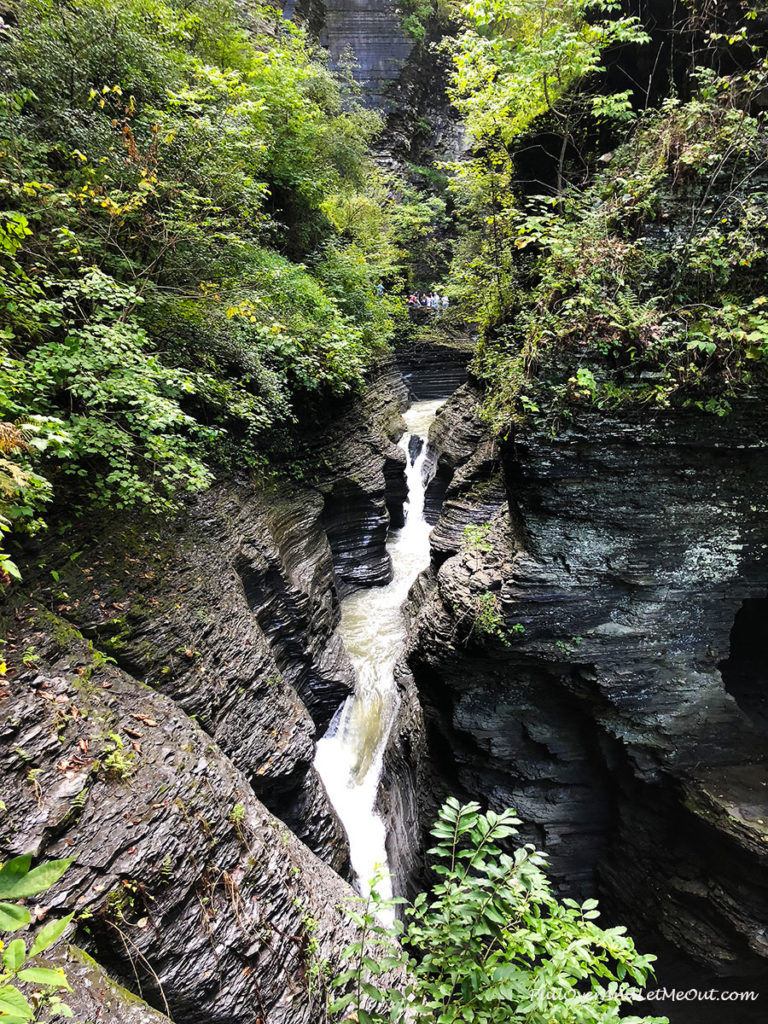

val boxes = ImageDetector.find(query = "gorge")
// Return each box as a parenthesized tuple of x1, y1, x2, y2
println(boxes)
(1, 0, 768, 1021)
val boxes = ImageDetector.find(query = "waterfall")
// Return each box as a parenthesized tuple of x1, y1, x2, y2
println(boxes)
(314, 399, 444, 902)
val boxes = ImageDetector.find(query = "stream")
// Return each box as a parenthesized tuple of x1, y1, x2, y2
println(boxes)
(314, 399, 444, 899)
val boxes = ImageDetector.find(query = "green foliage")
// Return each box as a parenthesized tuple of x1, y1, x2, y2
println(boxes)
(443, 0, 648, 328)
(331, 799, 667, 1024)
(0, 855, 74, 1022)
(398, 0, 437, 41)
(450, 0, 647, 146)
(0, 418, 64, 585)
(97, 733, 135, 781)
(0, 0, 405, 570)
(472, 71, 768, 429)
(462, 521, 492, 551)
(469, 591, 511, 645)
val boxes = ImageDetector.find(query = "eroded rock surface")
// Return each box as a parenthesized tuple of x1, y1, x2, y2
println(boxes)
(47, 945, 174, 1024)
(28, 481, 351, 873)
(396, 336, 474, 403)
(401, 397, 768, 977)
(0, 359, 413, 1023)
(0, 615, 362, 1024)
(316, 360, 408, 595)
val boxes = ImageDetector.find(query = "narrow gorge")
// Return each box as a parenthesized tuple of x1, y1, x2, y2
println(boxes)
(1, 0, 768, 1022)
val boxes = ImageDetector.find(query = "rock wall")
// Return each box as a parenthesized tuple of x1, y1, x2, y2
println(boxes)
(0, 359, 410, 1023)
(395, 336, 474, 403)
(391, 389, 768, 990)
(316, 359, 408, 594)
(287, 0, 414, 110)
(0, 614, 359, 1024)
(48, 945, 174, 1024)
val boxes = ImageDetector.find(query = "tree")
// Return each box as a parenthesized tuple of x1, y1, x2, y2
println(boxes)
(444, 0, 648, 327)
(331, 799, 668, 1024)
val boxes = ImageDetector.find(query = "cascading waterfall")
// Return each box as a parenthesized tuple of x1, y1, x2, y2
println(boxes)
(314, 399, 444, 899)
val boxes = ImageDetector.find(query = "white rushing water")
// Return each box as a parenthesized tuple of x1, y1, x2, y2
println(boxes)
(314, 399, 444, 901)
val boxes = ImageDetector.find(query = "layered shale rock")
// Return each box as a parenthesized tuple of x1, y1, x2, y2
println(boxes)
(316, 359, 408, 594)
(28, 484, 351, 873)
(0, 358, 413, 1024)
(422, 382, 505, 539)
(289, 0, 413, 109)
(47, 946, 174, 1024)
(401, 396, 768, 978)
(0, 615, 361, 1024)
(396, 336, 473, 403)
(13, 360, 409, 875)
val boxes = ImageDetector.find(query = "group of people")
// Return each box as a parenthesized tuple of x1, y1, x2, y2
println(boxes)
(376, 282, 450, 314)
(407, 291, 449, 312)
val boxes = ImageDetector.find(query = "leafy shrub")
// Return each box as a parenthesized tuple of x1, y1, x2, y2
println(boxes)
(473, 76, 768, 429)
(443, 0, 768, 429)
(469, 591, 511, 645)
(331, 799, 668, 1024)
(462, 522, 493, 552)
(0, 854, 74, 1021)
(0, 0, 410, 575)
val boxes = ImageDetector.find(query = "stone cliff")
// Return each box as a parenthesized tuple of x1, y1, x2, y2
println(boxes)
(286, 0, 414, 110)
(0, 357, 410, 1023)
(383, 384, 768, 1003)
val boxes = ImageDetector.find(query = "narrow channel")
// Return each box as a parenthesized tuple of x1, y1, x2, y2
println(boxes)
(314, 398, 444, 897)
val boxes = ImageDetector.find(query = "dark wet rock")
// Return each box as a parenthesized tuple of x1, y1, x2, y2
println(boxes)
(311, 0, 414, 109)
(421, 384, 506, 545)
(395, 336, 474, 401)
(0, 617, 362, 1024)
(34, 484, 351, 874)
(407, 435, 424, 464)
(46, 945, 174, 1024)
(316, 360, 408, 595)
(378, 655, 435, 903)
(403, 396, 768, 976)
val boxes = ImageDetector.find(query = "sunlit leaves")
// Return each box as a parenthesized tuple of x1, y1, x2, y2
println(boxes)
(332, 800, 667, 1024)
(0, 855, 73, 1021)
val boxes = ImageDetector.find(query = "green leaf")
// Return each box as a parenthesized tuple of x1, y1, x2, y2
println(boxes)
(0, 985, 34, 1020)
(0, 859, 72, 900)
(327, 992, 355, 1014)
(0, 858, 32, 900)
(2, 940, 26, 973)
(29, 914, 73, 957)
(16, 967, 71, 990)
(361, 982, 383, 1001)
(0, 904, 31, 931)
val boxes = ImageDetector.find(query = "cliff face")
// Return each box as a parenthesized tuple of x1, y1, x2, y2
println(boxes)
(47, 945, 174, 1024)
(316, 361, 409, 594)
(392, 386, 768, 984)
(0, 359, 409, 1022)
(0, 612, 361, 1024)
(286, 0, 414, 109)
